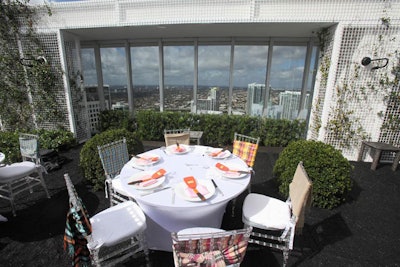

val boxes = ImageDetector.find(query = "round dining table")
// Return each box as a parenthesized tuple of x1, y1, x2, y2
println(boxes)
(119, 145, 251, 251)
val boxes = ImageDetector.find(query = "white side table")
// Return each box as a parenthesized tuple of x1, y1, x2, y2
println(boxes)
(189, 131, 203, 145)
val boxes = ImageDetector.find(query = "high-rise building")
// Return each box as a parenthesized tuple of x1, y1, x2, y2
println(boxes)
(246, 83, 265, 116)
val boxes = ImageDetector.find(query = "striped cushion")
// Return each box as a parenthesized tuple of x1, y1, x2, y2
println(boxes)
(232, 140, 258, 167)
(174, 234, 248, 267)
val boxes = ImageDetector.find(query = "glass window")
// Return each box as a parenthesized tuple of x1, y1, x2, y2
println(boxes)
(81, 48, 99, 101)
(197, 45, 230, 114)
(297, 45, 319, 120)
(163, 45, 194, 111)
(265, 45, 307, 120)
(233, 45, 268, 116)
(131, 46, 160, 111)
(100, 47, 127, 110)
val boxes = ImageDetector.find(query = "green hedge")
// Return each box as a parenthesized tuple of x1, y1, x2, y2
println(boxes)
(273, 140, 353, 209)
(79, 128, 144, 191)
(99, 110, 306, 147)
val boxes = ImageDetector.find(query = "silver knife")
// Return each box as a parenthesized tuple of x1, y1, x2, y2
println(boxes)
(211, 179, 224, 196)
(140, 186, 171, 196)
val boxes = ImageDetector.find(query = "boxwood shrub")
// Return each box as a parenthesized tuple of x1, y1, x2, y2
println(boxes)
(79, 128, 144, 191)
(273, 140, 353, 209)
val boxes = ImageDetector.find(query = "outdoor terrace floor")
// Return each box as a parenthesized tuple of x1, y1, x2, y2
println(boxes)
(0, 141, 399, 266)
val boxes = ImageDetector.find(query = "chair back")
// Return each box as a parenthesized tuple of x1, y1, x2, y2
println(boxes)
(164, 128, 190, 147)
(63, 173, 93, 265)
(171, 227, 252, 267)
(289, 162, 313, 232)
(232, 133, 260, 167)
(19, 133, 40, 163)
(97, 138, 129, 179)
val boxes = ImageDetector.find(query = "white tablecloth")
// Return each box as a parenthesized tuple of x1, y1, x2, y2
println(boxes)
(120, 145, 250, 251)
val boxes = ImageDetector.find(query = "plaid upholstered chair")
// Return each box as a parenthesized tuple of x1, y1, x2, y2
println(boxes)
(171, 226, 252, 267)
(230, 133, 260, 217)
(242, 162, 313, 267)
(164, 128, 191, 147)
(63, 173, 149, 267)
(98, 138, 132, 206)
(232, 132, 260, 171)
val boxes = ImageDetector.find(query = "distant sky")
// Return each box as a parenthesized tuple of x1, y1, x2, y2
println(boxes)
(82, 45, 312, 89)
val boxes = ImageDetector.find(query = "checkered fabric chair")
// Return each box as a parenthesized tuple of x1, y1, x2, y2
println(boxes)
(164, 128, 191, 147)
(232, 133, 260, 169)
(229, 133, 260, 217)
(63, 173, 149, 267)
(242, 162, 313, 267)
(98, 138, 132, 206)
(171, 226, 252, 267)
(0, 133, 50, 216)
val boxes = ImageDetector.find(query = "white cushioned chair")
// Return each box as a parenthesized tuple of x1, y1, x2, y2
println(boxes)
(242, 161, 313, 267)
(0, 133, 50, 216)
(63, 173, 149, 267)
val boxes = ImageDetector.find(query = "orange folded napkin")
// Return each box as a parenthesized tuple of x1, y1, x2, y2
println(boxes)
(128, 168, 166, 185)
(210, 149, 223, 157)
(174, 145, 185, 153)
(184, 184, 209, 198)
(215, 163, 249, 174)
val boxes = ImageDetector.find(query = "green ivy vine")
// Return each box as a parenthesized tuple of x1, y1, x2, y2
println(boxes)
(0, 0, 64, 131)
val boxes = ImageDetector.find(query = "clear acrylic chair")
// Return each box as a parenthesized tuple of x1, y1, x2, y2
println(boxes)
(97, 138, 132, 206)
(164, 128, 191, 147)
(171, 226, 252, 267)
(0, 133, 50, 216)
(242, 162, 313, 267)
(63, 173, 149, 267)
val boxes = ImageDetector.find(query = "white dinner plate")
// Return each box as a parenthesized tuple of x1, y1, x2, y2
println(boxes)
(128, 171, 165, 190)
(215, 163, 249, 179)
(207, 149, 231, 159)
(132, 153, 160, 166)
(166, 144, 190, 155)
(174, 180, 215, 202)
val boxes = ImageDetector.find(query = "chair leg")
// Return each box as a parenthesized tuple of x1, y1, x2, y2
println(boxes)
(231, 198, 236, 217)
(282, 249, 289, 267)
(37, 170, 50, 199)
(7, 183, 16, 217)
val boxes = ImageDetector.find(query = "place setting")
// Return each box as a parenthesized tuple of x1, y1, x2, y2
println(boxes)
(165, 141, 191, 155)
(174, 176, 216, 202)
(127, 168, 172, 196)
(205, 147, 232, 160)
(127, 152, 162, 170)
(214, 162, 250, 179)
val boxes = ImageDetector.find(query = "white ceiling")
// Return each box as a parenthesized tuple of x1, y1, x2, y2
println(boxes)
(63, 22, 334, 43)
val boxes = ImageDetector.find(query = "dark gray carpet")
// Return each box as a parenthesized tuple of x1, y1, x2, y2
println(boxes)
(0, 143, 399, 266)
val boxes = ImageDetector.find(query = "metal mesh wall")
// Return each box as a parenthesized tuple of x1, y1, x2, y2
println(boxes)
(42, 0, 399, 28)
(36, 33, 70, 130)
(63, 41, 91, 142)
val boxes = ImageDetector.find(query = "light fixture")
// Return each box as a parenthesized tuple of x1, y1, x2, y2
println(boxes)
(19, 56, 47, 67)
(361, 56, 389, 70)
